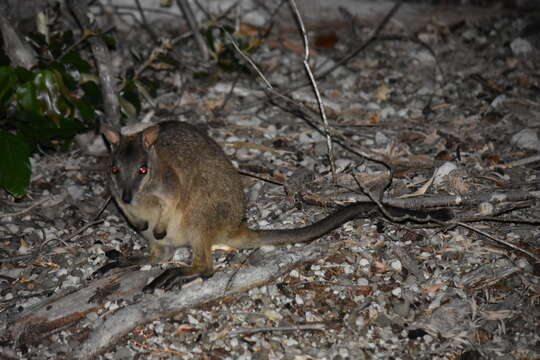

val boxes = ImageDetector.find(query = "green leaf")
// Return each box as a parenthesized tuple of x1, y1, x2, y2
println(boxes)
(81, 81, 102, 106)
(121, 81, 141, 115)
(74, 99, 96, 123)
(119, 95, 137, 120)
(0, 48, 10, 66)
(62, 30, 75, 45)
(13, 67, 34, 82)
(0, 131, 31, 197)
(100, 33, 117, 48)
(61, 51, 91, 73)
(0, 66, 18, 105)
(16, 82, 41, 114)
(14, 110, 82, 146)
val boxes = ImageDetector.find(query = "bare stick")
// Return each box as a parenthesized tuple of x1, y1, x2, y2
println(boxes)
(495, 154, 540, 169)
(134, 0, 160, 44)
(0, 197, 49, 218)
(229, 323, 326, 336)
(221, 27, 273, 90)
(39, 219, 104, 252)
(310, 3, 401, 84)
(176, 0, 209, 61)
(457, 222, 540, 264)
(67, 0, 121, 128)
(288, 0, 336, 182)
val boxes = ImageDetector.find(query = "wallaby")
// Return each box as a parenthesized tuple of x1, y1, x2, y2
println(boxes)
(100, 120, 449, 291)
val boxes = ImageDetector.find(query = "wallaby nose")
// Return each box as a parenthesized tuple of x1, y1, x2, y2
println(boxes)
(122, 189, 133, 204)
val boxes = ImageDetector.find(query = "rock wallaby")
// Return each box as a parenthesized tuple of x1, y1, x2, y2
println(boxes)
(100, 120, 448, 291)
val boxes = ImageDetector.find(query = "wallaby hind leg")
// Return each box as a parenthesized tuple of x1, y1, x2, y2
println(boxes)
(143, 234, 214, 292)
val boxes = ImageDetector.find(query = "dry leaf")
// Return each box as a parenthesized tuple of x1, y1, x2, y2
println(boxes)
(175, 324, 194, 334)
(421, 283, 446, 294)
(314, 31, 338, 49)
(374, 83, 390, 101)
(368, 112, 381, 124)
(239, 22, 259, 37)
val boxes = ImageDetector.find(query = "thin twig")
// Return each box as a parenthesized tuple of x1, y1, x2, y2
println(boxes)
(495, 154, 540, 169)
(67, 0, 121, 128)
(214, 75, 241, 114)
(229, 323, 326, 336)
(39, 219, 104, 252)
(237, 170, 284, 186)
(0, 197, 50, 218)
(221, 26, 273, 89)
(261, 0, 288, 39)
(134, 0, 160, 44)
(303, 3, 402, 85)
(457, 222, 540, 263)
(93, 195, 112, 221)
(288, 0, 336, 182)
(176, 0, 209, 61)
(221, 10, 390, 168)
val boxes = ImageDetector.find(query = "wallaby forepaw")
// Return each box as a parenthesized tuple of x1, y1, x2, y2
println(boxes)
(133, 220, 149, 231)
(153, 227, 167, 240)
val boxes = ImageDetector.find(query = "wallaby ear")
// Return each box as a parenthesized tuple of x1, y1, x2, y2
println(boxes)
(100, 123, 121, 146)
(142, 125, 160, 149)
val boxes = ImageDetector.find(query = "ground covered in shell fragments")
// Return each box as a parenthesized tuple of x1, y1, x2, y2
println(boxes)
(1, 2, 539, 360)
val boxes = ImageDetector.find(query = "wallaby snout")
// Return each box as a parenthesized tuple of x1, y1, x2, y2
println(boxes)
(122, 189, 133, 204)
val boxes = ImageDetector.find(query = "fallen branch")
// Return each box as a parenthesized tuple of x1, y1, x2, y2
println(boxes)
(10, 241, 329, 359)
(229, 323, 326, 336)
(67, 0, 121, 128)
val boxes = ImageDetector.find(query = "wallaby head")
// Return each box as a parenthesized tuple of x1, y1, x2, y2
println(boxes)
(101, 124, 160, 204)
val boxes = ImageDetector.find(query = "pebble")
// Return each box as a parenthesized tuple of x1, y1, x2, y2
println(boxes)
(511, 128, 540, 150)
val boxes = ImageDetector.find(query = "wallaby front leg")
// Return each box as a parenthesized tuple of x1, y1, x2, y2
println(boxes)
(153, 204, 174, 239)
(128, 216, 149, 232)
(119, 204, 149, 231)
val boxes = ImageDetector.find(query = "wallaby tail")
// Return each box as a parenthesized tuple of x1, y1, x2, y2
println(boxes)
(224, 203, 451, 250)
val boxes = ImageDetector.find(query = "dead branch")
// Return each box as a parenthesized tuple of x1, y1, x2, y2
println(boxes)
(176, 0, 209, 61)
(0, 13, 38, 69)
(133, 0, 160, 44)
(288, 0, 337, 182)
(456, 222, 540, 263)
(67, 0, 121, 129)
(10, 242, 329, 359)
(229, 323, 326, 336)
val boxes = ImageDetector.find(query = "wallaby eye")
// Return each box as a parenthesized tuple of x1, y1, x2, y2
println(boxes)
(111, 166, 119, 174)
(138, 165, 148, 175)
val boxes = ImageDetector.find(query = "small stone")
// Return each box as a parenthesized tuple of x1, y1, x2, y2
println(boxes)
(390, 260, 402, 272)
(264, 309, 283, 322)
(511, 128, 540, 151)
(510, 38, 533, 56)
(375, 131, 389, 145)
(115, 346, 133, 360)
(393, 301, 410, 317)
(434, 162, 457, 185)
(359, 258, 370, 267)
(357, 278, 369, 286)
(67, 185, 85, 200)
(86, 312, 99, 321)
(478, 202, 494, 215)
